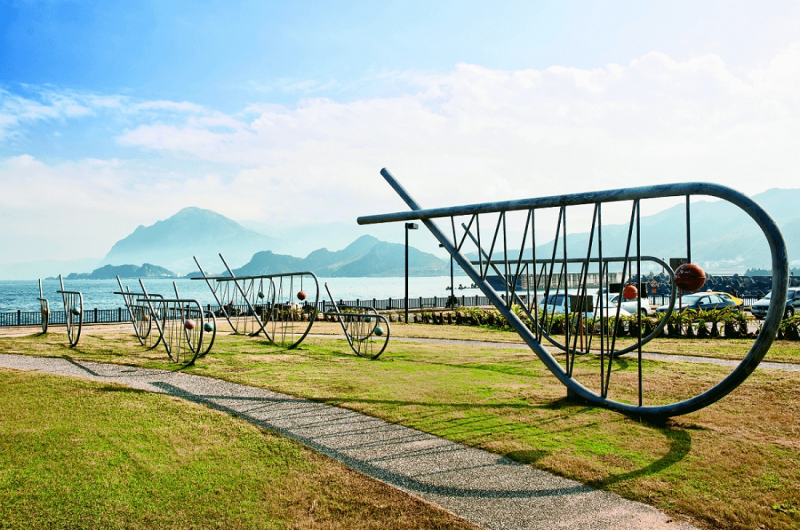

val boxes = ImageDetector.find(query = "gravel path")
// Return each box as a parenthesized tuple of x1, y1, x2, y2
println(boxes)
(0, 353, 695, 530)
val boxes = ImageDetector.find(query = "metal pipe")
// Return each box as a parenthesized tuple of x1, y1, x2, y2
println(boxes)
(358, 181, 771, 225)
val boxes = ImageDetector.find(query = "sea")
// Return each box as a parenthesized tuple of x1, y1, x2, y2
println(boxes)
(0, 276, 480, 312)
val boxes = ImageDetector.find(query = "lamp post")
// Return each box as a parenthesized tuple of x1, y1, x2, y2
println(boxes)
(405, 222, 418, 324)
(439, 243, 454, 307)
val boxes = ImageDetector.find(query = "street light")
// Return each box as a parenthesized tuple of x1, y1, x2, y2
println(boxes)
(405, 222, 418, 324)
(439, 243, 454, 308)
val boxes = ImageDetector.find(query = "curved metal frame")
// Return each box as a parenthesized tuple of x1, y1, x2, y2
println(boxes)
(199, 310, 217, 358)
(57, 275, 83, 347)
(171, 280, 216, 358)
(37, 279, 49, 333)
(470, 255, 677, 358)
(325, 283, 390, 360)
(358, 168, 789, 419)
(114, 276, 164, 349)
(136, 293, 207, 366)
(192, 254, 319, 349)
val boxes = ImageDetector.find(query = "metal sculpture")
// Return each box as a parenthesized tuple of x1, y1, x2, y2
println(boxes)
(324, 283, 390, 360)
(193, 254, 319, 349)
(57, 275, 83, 347)
(114, 276, 163, 349)
(172, 280, 216, 358)
(357, 168, 789, 419)
(136, 280, 212, 365)
(37, 279, 49, 333)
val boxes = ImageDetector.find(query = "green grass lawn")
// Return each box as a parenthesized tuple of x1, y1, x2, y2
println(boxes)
(311, 320, 800, 364)
(0, 367, 477, 530)
(2, 325, 800, 529)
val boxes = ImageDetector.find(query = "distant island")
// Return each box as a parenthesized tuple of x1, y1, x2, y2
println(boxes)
(48, 263, 177, 280)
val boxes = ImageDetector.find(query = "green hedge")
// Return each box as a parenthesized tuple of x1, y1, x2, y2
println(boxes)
(386, 306, 800, 341)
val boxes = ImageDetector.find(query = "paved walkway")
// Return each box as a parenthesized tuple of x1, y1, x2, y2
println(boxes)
(0, 353, 695, 530)
(383, 336, 800, 372)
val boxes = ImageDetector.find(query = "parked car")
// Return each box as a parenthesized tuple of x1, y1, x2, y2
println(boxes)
(656, 293, 737, 313)
(543, 293, 632, 318)
(710, 291, 744, 307)
(750, 288, 800, 320)
(605, 292, 652, 316)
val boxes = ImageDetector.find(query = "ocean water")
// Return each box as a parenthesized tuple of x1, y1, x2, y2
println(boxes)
(0, 276, 480, 312)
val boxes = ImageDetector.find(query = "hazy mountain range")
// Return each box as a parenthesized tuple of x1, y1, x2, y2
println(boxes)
(100, 207, 278, 275)
(228, 235, 447, 277)
(3, 188, 798, 281)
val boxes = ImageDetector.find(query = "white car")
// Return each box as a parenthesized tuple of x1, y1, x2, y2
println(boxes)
(542, 293, 632, 318)
(605, 292, 652, 317)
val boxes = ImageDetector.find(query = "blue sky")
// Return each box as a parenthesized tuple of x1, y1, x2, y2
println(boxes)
(2, 0, 800, 265)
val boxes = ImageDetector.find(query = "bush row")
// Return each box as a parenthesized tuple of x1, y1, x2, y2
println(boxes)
(381, 306, 800, 341)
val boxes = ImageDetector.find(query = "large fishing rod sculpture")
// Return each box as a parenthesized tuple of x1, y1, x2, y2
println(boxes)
(37, 279, 49, 334)
(358, 168, 789, 419)
(324, 283, 390, 360)
(193, 254, 319, 349)
(133, 279, 215, 365)
(57, 274, 83, 347)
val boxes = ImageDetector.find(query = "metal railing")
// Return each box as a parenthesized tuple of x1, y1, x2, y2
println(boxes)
(1, 307, 129, 327)
(0, 294, 766, 328)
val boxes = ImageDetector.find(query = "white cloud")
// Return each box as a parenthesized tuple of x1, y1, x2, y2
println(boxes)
(116, 45, 800, 204)
(3, 42, 800, 262)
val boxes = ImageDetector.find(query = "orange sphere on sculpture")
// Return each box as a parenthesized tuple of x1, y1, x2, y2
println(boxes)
(297, 291, 307, 301)
(184, 319, 196, 330)
(623, 284, 638, 300)
(674, 263, 706, 292)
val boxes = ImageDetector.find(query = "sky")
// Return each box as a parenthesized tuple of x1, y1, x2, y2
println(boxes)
(2, 0, 800, 265)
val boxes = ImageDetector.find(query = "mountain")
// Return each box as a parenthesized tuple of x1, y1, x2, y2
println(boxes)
(101, 207, 278, 274)
(66, 263, 176, 280)
(232, 235, 448, 277)
(468, 188, 800, 274)
(239, 219, 430, 258)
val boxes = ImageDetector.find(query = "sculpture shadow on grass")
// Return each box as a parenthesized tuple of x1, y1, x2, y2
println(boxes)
(143, 377, 690, 498)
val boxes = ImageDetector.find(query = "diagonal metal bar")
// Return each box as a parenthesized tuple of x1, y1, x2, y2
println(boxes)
(193, 256, 235, 332)
(604, 200, 638, 397)
(457, 215, 477, 252)
(509, 210, 532, 305)
(218, 253, 271, 339)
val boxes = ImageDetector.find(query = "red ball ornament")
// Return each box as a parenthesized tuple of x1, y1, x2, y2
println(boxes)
(674, 263, 706, 292)
(622, 284, 638, 300)
(184, 319, 196, 330)
(297, 291, 307, 301)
